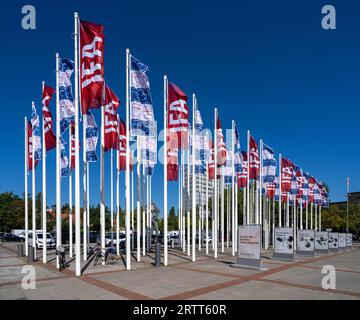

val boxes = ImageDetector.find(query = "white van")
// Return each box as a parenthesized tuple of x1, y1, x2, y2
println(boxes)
(28, 231, 56, 249)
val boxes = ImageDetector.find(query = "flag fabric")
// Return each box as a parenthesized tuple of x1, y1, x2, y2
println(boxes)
(84, 111, 99, 162)
(208, 140, 215, 180)
(167, 145, 178, 181)
(104, 85, 120, 152)
(59, 58, 75, 134)
(234, 124, 242, 174)
(140, 134, 157, 176)
(313, 181, 322, 205)
(290, 166, 299, 202)
(318, 182, 329, 207)
(249, 136, 260, 180)
(70, 121, 76, 170)
(301, 172, 309, 202)
(237, 151, 248, 188)
(274, 177, 280, 201)
(281, 157, 294, 192)
(223, 150, 233, 184)
(60, 137, 69, 178)
(262, 143, 276, 183)
(130, 55, 155, 137)
(266, 181, 276, 198)
(80, 20, 105, 114)
(216, 115, 227, 166)
(27, 121, 38, 171)
(308, 176, 316, 203)
(42, 84, 56, 151)
(31, 104, 41, 161)
(118, 119, 134, 172)
(167, 82, 188, 149)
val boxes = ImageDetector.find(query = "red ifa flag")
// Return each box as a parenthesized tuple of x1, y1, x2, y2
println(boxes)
(167, 144, 178, 181)
(249, 136, 260, 179)
(208, 140, 215, 180)
(281, 157, 293, 192)
(104, 85, 120, 152)
(27, 121, 38, 171)
(216, 115, 227, 166)
(80, 20, 105, 114)
(266, 182, 275, 198)
(308, 176, 316, 203)
(117, 119, 133, 171)
(296, 170, 304, 198)
(237, 151, 248, 188)
(168, 82, 189, 150)
(42, 84, 56, 151)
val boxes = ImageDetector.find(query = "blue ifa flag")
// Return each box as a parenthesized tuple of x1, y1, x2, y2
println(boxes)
(234, 123, 242, 174)
(262, 143, 276, 183)
(31, 103, 42, 160)
(85, 111, 99, 162)
(59, 58, 75, 134)
(60, 137, 69, 178)
(130, 55, 155, 137)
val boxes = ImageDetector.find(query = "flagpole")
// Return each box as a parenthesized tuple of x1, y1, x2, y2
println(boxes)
(191, 94, 196, 262)
(87, 162, 90, 253)
(259, 139, 263, 241)
(41, 81, 47, 263)
(300, 196, 303, 230)
(272, 197, 275, 246)
(142, 164, 145, 256)
(306, 200, 308, 229)
(286, 192, 289, 227)
(214, 108, 218, 259)
(310, 202, 313, 229)
(163, 75, 168, 265)
(199, 174, 202, 252)
(246, 130, 250, 225)
(131, 152, 134, 251)
(227, 185, 229, 248)
(279, 154, 282, 227)
(24, 117, 29, 257)
(55, 53, 61, 268)
(205, 146, 209, 255)
(315, 204, 318, 231)
(125, 48, 131, 270)
(231, 121, 235, 256)
(181, 150, 185, 252)
(319, 206, 322, 231)
(32, 101, 36, 261)
(116, 115, 120, 256)
(136, 149, 141, 262)
(83, 112, 88, 261)
(69, 123, 73, 258)
(235, 179, 238, 252)
(187, 133, 191, 256)
(73, 12, 81, 276)
(110, 148, 114, 246)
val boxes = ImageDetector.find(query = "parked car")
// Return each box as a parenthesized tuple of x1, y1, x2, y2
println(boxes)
(2, 233, 23, 242)
(28, 232, 56, 249)
(0, 232, 5, 241)
(168, 235, 180, 245)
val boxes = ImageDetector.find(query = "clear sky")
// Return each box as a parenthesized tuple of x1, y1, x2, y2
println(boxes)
(1, 0, 359, 214)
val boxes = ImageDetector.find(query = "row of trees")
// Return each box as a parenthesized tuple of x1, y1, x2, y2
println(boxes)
(1, 191, 359, 236)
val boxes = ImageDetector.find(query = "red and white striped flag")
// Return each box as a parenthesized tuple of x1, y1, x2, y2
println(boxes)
(216, 115, 227, 166)
(42, 84, 56, 151)
(104, 85, 120, 152)
(27, 120, 38, 171)
(281, 157, 294, 192)
(237, 151, 248, 188)
(249, 136, 259, 179)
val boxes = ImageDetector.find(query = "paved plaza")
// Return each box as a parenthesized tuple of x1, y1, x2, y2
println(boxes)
(0, 242, 359, 300)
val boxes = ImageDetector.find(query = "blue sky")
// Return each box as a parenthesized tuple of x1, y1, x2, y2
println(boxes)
(1, 0, 359, 213)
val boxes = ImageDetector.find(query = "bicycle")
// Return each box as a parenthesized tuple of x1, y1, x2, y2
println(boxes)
(93, 246, 119, 266)
(56, 246, 67, 271)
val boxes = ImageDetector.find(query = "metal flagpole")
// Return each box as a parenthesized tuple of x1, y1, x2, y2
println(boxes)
(231, 121, 235, 256)
(136, 149, 141, 261)
(110, 149, 114, 247)
(87, 162, 90, 253)
(187, 136, 191, 256)
(163, 75, 168, 265)
(286, 192, 289, 227)
(199, 175, 202, 251)
(246, 130, 250, 225)
(272, 197, 275, 246)
(206, 151, 209, 255)
(116, 121, 120, 255)
(191, 94, 196, 262)
(214, 108, 218, 259)
(346, 177, 350, 232)
(24, 118, 29, 256)
(69, 120, 73, 258)
(141, 145, 145, 256)
(259, 139, 263, 234)
(55, 53, 61, 267)
(146, 175, 149, 252)
(73, 13, 81, 275)
(83, 112, 88, 261)
(319, 206, 322, 231)
(125, 48, 131, 270)
(226, 185, 229, 248)
(100, 103, 105, 264)
(300, 198, 303, 230)
(181, 150, 185, 252)
(221, 169, 224, 252)
(41, 81, 47, 263)
(278, 154, 282, 227)
(235, 179, 238, 252)
(131, 158, 134, 251)
(306, 200, 308, 229)
(310, 202, 313, 229)
(314, 204, 317, 231)
(32, 101, 36, 261)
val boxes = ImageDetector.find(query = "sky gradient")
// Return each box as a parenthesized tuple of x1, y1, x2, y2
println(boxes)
(1, 0, 359, 214)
